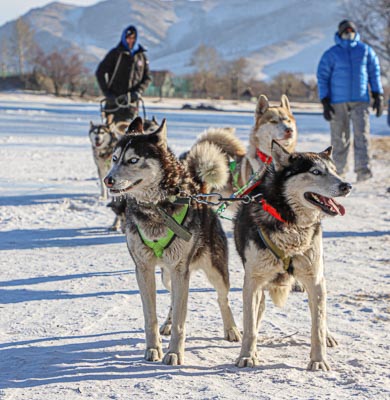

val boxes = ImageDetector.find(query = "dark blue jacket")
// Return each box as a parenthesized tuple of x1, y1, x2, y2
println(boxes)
(317, 32, 383, 103)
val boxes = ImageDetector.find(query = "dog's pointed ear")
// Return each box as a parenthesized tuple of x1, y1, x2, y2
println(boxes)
(90, 121, 94, 128)
(271, 140, 291, 171)
(126, 117, 144, 135)
(113, 121, 128, 137)
(153, 118, 167, 150)
(152, 116, 158, 123)
(321, 146, 333, 158)
(255, 95, 269, 118)
(280, 94, 291, 112)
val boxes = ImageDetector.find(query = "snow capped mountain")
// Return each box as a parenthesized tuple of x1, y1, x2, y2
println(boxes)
(0, 0, 346, 80)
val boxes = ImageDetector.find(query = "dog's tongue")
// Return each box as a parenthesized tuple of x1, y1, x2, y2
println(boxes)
(324, 196, 345, 216)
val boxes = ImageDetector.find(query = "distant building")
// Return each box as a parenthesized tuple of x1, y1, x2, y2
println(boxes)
(145, 70, 174, 98)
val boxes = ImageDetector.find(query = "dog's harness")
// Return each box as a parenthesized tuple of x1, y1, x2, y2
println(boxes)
(257, 227, 293, 273)
(136, 203, 191, 258)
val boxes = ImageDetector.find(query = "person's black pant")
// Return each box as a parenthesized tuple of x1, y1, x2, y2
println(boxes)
(103, 98, 138, 123)
(109, 106, 138, 123)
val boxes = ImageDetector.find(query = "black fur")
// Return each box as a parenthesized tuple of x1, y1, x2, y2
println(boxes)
(234, 151, 321, 262)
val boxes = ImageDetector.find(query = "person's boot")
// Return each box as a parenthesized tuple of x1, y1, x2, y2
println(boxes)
(357, 169, 373, 182)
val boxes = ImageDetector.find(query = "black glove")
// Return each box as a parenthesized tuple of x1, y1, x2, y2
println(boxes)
(130, 91, 140, 103)
(372, 92, 384, 117)
(321, 97, 335, 121)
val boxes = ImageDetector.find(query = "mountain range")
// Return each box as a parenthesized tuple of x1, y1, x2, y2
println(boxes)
(0, 0, 346, 80)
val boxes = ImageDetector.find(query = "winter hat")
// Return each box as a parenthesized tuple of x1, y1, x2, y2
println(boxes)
(338, 20, 357, 36)
(125, 26, 137, 38)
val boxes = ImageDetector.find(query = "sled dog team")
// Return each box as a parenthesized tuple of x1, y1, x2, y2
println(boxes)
(89, 95, 352, 371)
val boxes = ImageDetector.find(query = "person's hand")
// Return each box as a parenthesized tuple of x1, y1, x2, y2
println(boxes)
(372, 92, 384, 117)
(130, 91, 140, 103)
(321, 97, 335, 121)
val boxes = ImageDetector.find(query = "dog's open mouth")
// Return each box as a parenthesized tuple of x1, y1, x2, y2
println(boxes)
(109, 179, 142, 194)
(304, 192, 345, 216)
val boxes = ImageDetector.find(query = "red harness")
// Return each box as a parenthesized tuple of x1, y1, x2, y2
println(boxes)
(242, 148, 286, 223)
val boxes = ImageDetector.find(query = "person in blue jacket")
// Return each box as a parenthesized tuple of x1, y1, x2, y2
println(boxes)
(317, 20, 384, 182)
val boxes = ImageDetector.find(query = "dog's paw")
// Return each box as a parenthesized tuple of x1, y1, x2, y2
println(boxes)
(163, 352, 183, 366)
(159, 323, 172, 336)
(307, 359, 331, 371)
(235, 355, 259, 368)
(326, 333, 338, 347)
(144, 347, 163, 362)
(225, 327, 242, 342)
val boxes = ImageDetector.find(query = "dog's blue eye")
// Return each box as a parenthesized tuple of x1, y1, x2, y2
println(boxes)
(129, 157, 139, 164)
(311, 169, 322, 175)
(112, 155, 118, 162)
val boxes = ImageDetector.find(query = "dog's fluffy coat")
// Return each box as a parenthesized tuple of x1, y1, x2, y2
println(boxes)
(234, 141, 352, 371)
(104, 117, 240, 365)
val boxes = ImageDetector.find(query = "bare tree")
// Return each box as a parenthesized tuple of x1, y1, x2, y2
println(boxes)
(221, 57, 248, 99)
(343, 0, 390, 76)
(67, 52, 88, 95)
(0, 38, 10, 77)
(190, 45, 222, 97)
(10, 17, 37, 75)
(32, 48, 87, 96)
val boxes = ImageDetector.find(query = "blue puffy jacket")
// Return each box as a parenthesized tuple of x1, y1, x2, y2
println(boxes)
(317, 32, 383, 103)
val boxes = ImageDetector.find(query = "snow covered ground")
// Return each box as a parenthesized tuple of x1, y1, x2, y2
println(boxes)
(0, 92, 389, 399)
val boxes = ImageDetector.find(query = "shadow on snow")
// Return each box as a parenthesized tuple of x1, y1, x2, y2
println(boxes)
(0, 226, 125, 250)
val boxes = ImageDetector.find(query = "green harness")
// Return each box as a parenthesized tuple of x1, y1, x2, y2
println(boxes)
(137, 204, 189, 258)
(229, 160, 240, 190)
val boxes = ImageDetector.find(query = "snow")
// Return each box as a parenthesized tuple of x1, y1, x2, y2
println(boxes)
(0, 91, 389, 399)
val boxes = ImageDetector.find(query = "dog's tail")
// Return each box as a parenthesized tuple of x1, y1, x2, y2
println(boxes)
(196, 127, 246, 158)
(185, 141, 229, 192)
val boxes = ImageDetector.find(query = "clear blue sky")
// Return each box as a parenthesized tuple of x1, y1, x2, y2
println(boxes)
(0, 0, 99, 26)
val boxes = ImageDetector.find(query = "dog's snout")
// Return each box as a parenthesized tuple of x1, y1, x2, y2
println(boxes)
(104, 175, 115, 188)
(284, 127, 293, 138)
(339, 181, 352, 195)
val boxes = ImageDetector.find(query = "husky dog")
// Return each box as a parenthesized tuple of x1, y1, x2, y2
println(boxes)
(89, 122, 119, 200)
(234, 141, 352, 371)
(106, 116, 160, 232)
(104, 117, 241, 365)
(193, 95, 297, 193)
(240, 94, 298, 186)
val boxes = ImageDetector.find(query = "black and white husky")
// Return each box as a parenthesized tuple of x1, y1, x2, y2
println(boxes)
(89, 122, 119, 200)
(234, 141, 352, 371)
(104, 117, 241, 365)
(105, 117, 160, 231)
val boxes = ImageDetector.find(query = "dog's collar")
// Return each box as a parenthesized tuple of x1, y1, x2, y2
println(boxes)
(260, 198, 287, 223)
(257, 227, 293, 272)
(256, 148, 272, 165)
